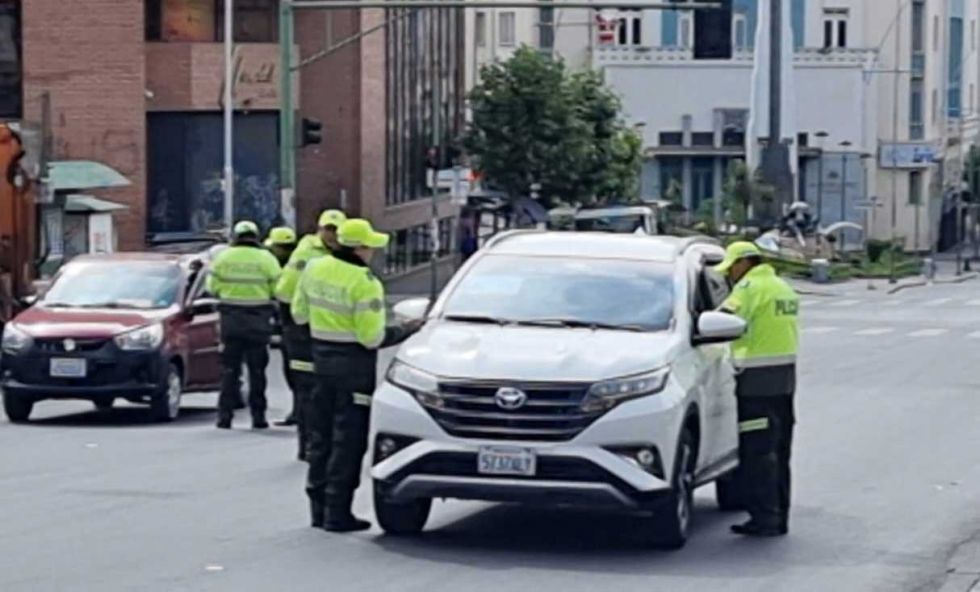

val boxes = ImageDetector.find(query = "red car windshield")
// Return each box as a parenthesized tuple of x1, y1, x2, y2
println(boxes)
(42, 261, 182, 310)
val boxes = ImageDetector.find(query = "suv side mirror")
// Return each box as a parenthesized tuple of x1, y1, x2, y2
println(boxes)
(188, 297, 219, 318)
(694, 311, 746, 345)
(392, 297, 431, 324)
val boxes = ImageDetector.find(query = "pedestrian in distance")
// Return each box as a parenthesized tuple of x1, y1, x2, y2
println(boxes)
(715, 241, 800, 537)
(292, 218, 422, 532)
(207, 221, 282, 430)
(274, 209, 347, 459)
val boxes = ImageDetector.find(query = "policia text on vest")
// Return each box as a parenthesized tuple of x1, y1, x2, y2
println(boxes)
(291, 218, 420, 533)
(715, 241, 800, 538)
(207, 221, 283, 430)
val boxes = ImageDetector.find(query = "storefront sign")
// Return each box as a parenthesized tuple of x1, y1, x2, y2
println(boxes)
(232, 51, 278, 105)
(879, 142, 939, 169)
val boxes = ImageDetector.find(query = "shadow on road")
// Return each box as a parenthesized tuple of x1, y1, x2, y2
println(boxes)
(26, 405, 216, 428)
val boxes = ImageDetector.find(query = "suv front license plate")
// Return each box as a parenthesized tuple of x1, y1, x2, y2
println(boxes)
(50, 358, 87, 378)
(477, 447, 536, 477)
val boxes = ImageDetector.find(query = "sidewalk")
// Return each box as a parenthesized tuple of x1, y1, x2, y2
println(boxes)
(789, 257, 979, 297)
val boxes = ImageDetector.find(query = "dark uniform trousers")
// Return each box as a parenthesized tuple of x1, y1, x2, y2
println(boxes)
(305, 344, 376, 515)
(734, 364, 796, 529)
(218, 305, 274, 420)
(281, 308, 317, 458)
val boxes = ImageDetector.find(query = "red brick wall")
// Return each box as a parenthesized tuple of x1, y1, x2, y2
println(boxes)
(21, 0, 147, 250)
(295, 9, 362, 234)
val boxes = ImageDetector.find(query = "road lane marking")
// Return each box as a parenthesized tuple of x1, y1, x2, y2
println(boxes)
(967, 299, 980, 307)
(968, 331, 980, 339)
(923, 298, 953, 307)
(854, 328, 895, 336)
(803, 327, 839, 335)
(908, 329, 948, 337)
(829, 299, 861, 307)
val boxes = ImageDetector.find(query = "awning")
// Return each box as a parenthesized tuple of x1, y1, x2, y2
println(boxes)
(48, 160, 131, 191)
(64, 194, 129, 214)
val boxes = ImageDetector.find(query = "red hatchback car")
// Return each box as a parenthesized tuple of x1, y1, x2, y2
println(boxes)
(0, 253, 223, 422)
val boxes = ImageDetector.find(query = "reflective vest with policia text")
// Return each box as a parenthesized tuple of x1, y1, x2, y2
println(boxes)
(275, 234, 329, 305)
(720, 263, 800, 398)
(291, 255, 388, 349)
(206, 245, 281, 306)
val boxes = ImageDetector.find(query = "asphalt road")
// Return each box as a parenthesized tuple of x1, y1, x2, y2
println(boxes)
(4, 282, 980, 592)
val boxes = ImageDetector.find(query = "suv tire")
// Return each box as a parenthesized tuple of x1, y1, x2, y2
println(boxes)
(650, 428, 696, 550)
(374, 483, 431, 535)
(3, 394, 33, 423)
(150, 364, 182, 422)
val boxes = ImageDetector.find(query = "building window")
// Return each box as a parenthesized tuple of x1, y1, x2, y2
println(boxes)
(385, 8, 465, 206)
(147, 112, 281, 234)
(475, 11, 487, 47)
(732, 12, 747, 51)
(659, 157, 683, 201)
(614, 9, 642, 46)
(539, 7, 555, 50)
(659, 131, 683, 146)
(909, 171, 922, 205)
(145, 0, 278, 43)
(691, 158, 714, 211)
(934, 15, 940, 52)
(691, 132, 714, 147)
(911, 1, 925, 52)
(822, 9, 848, 49)
(932, 88, 939, 124)
(679, 12, 692, 48)
(972, 19, 976, 51)
(499, 11, 516, 46)
(971, 84, 975, 115)
(910, 79, 924, 139)
(0, 0, 22, 120)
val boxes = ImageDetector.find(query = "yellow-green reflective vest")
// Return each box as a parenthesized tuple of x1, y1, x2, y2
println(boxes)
(275, 234, 329, 304)
(207, 245, 282, 306)
(291, 256, 387, 349)
(720, 264, 800, 369)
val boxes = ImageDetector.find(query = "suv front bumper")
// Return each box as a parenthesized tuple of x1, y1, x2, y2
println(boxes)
(370, 380, 689, 509)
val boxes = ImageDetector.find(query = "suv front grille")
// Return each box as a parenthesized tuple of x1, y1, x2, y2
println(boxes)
(421, 380, 603, 441)
(34, 338, 110, 353)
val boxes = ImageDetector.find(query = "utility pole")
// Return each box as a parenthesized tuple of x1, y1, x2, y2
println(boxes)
(758, 0, 794, 222)
(223, 0, 235, 234)
(888, 0, 902, 284)
(279, 0, 297, 228)
(430, 10, 444, 303)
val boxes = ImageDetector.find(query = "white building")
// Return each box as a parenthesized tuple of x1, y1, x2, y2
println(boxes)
(591, 0, 980, 252)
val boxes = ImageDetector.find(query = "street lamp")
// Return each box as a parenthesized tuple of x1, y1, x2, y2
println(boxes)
(815, 131, 829, 219)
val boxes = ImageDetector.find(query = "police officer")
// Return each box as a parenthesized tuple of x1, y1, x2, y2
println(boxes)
(207, 221, 282, 430)
(264, 226, 300, 426)
(274, 210, 347, 456)
(716, 241, 800, 537)
(292, 218, 419, 532)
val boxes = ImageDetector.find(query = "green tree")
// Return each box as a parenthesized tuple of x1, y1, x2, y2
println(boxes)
(464, 47, 641, 206)
(722, 159, 775, 229)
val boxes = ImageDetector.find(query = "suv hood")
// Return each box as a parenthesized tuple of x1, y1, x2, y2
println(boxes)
(396, 322, 680, 383)
(12, 306, 174, 339)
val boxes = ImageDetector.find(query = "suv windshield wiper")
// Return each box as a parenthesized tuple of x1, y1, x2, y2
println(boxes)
(443, 314, 512, 326)
(515, 318, 649, 332)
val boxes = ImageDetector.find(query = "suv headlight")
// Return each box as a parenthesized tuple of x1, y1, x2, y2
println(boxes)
(386, 360, 442, 407)
(581, 367, 670, 413)
(114, 324, 164, 351)
(1, 323, 33, 355)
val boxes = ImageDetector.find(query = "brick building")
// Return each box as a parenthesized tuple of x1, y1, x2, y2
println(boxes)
(1, 0, 464, 280)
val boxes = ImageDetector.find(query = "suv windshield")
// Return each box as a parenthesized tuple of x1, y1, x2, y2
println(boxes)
(43, 261, 182, 310)
(574, 214, 645, 233)
(443, 255, 674, 331)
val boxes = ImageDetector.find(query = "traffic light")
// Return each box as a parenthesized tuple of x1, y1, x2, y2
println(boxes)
(300, 117, 322, 147)
(693, 0, 733, 60)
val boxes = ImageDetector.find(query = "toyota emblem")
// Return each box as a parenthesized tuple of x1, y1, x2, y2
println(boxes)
(494, 387, 528, 410)
(63, 339, 77, 352)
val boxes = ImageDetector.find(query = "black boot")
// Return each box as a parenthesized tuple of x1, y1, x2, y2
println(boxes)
(252, 413, 269, 430)
(310, 500, 325, 528)
(324, 508, 371, 533)
(216, 415, 232, 429)
(275, 414, 297, 427)
(731, 520, 787, 537)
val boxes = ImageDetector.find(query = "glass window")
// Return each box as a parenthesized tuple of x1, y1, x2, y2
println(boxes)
(659, 131, 683, 146)
(934, 15, 940, 52)
(691, 157, 714, 211)
(932, 88, 939, 124)
(823, 20, 833, 49)
(499, 12, 516, 46)
(0, 0, 21, 119)
(679, 13, 692, 48)
(442, 255, 675, 331)
(909, 171, 923, 205)
(733, 13, 747, 50)
(911, 1, 925, 52)
(822, 9, 848, 48)
(43, 261, 183, 310)
(574, 214, 645, 233)
(145, 0, 278, 43)
(539, 7, 554, 49)
(475, 12, 487, 47)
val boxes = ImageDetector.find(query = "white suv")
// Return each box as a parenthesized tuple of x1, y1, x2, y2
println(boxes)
(370, 231, 746, 548)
